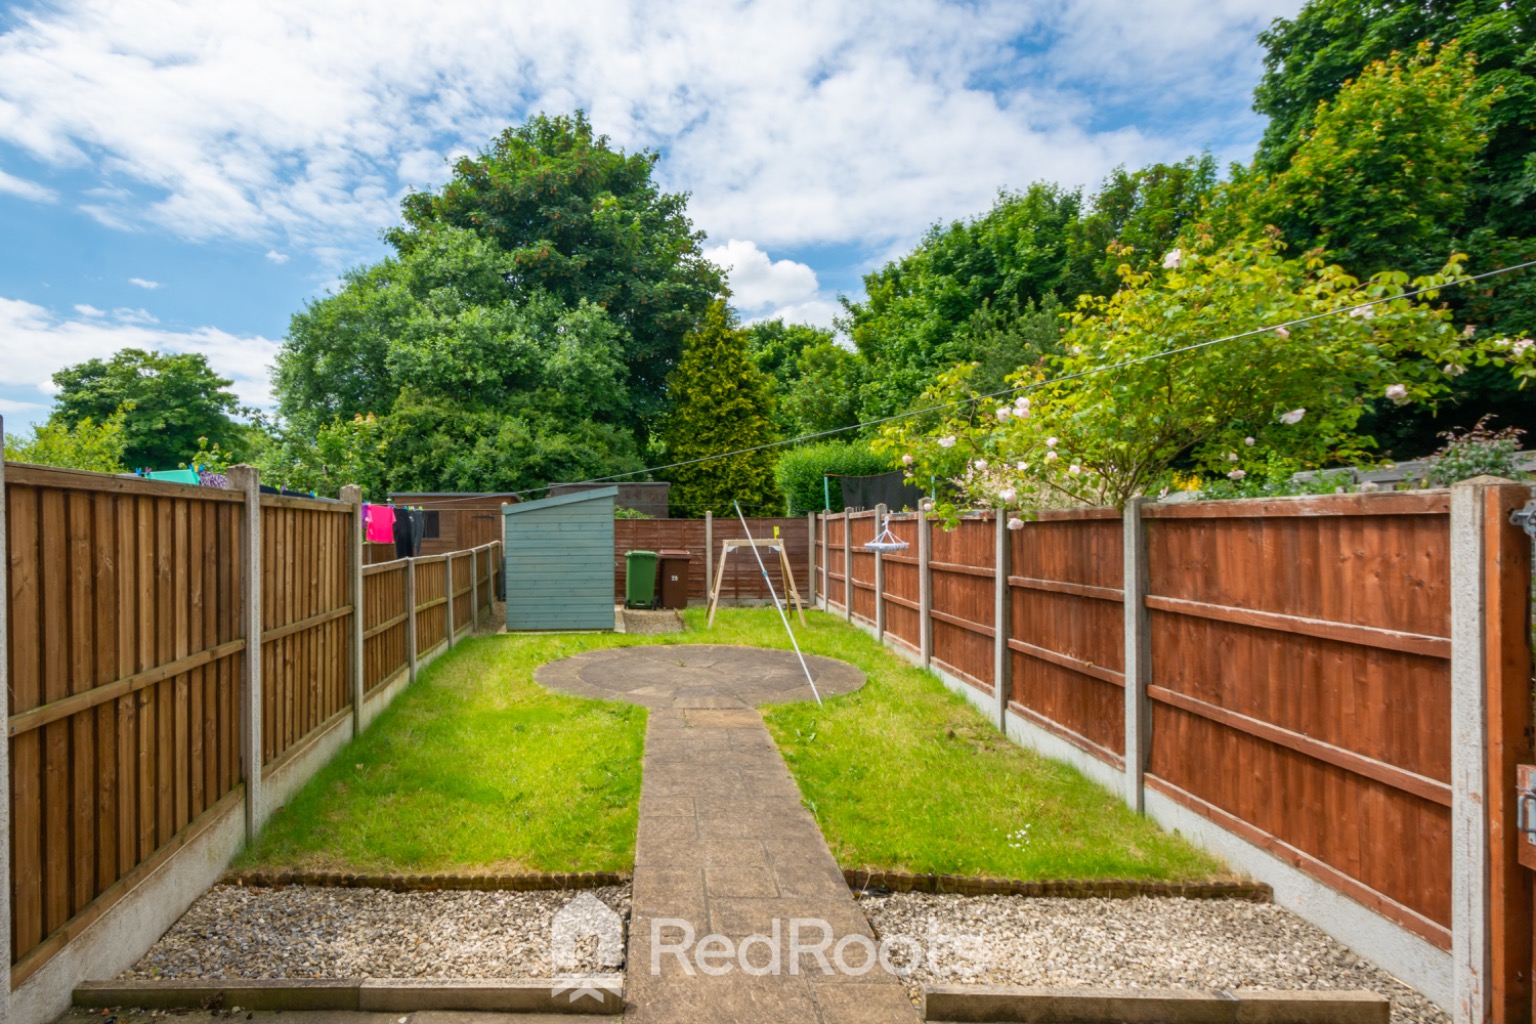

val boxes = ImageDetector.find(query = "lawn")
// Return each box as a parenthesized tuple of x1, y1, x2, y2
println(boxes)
(239, 631, 666, 873)
(706, 609, 1223, 882)
(241, 607, 1222, 882)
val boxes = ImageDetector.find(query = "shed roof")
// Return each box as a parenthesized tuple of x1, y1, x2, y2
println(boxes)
(500, 485, 618, 516)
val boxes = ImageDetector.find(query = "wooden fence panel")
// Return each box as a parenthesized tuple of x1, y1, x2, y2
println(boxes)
(929, 514, 996, 693)
(848, 512, 877, 624)
(362, 561, 409, 695)
(259, 497, 351, 768)
(612, 518, 810, 604)
(449, 552, 473, 637)
(475, 547, 494, 619)
(1141, 493, 1453, 949)
(1008, 510, 1125, 764)
(826, 516, 848, 612)
(5, 468, 245, 982)
(414, 557, 447, 655)
(879, 514, 920, 652)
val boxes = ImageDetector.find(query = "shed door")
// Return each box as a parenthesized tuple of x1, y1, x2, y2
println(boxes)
(504, 496, 614, 630)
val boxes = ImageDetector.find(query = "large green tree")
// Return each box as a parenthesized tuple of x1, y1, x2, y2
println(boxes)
(389, 111, 723, 424)
(661, 301, 780, 516)
(50, 349, 243, 470)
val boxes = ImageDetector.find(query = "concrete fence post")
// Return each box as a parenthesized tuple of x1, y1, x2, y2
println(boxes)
(843, 512, 853, 623)
(918, 508, 933, 669)
(1122, 497, 1150, 814)
(405, 557, 418, 684)
(444, 554, 456, 649)
(228, 464, 264, 840)
(340, 484, 365, 737)
(807, 511, 817, 607)
(704, 511, 713, 604)
(1449, 478, 1492, 1024)
(874, 504, 887, 640)
(0, 417, 12, 1006)
(993, 510, 1011, 732)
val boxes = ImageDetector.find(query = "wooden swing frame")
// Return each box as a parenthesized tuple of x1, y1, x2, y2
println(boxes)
(705, 537, 806, 627)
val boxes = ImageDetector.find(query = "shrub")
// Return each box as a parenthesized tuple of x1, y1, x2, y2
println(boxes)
(775, 441, 895, 514)
(1425, 415, 1528, 486)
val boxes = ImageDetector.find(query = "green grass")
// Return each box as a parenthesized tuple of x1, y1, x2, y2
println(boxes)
(241, 607, 1222, 882)
(708, 609, 1225, 882)
(240, 632, 667, 873)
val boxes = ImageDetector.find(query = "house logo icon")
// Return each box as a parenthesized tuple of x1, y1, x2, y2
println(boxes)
(549, 892, 625, 1004)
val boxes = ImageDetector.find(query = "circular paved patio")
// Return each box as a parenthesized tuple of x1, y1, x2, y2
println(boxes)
(534, 644, 865, 708)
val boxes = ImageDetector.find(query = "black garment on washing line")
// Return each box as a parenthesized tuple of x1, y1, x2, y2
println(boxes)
(393, 508, 427, 558)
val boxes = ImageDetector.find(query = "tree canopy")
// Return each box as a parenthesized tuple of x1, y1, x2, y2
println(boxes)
(49, 349, 243, 470)
(660, 301, 779, 516)
(268, 113, 720, 496)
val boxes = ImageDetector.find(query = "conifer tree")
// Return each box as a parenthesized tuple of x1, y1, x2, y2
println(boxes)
(661, 301, 780, 516)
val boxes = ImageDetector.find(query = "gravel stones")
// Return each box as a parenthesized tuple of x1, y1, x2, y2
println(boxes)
(122, 884, 630, 980)
(858, 893, 1447, 1024)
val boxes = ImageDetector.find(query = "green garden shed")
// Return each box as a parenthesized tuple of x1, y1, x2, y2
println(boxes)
(502, 486, 617, 631)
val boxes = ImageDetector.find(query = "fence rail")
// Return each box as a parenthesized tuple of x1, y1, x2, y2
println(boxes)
(0, 454, 501, 1010)
(613, 515, 812, 604)
(815, 483, 1535, 1020)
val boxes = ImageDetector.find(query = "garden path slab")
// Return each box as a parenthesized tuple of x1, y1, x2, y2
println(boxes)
(625, 706, 918, 1024)
(535, 644, 865, 708)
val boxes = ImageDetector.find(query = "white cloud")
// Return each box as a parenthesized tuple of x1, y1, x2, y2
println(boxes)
(0, 296, 281, 414)
(0, 165, 54, 202)
(755, 298, 842, 331)
(704, 239, 819, 312)
(127, 277, 160, 289)
(0, 397, 45, 415)
(111, 306, 158, 325)
(264, 249, 289, 264)
(0, 0, 1301, 266)
(73, 302, 104, 317)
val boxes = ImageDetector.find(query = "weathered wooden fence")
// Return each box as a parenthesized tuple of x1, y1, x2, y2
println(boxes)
(816, 484, 1536, 1023)
(613, 515, 812, 604)
(0, 451, 501, 1023)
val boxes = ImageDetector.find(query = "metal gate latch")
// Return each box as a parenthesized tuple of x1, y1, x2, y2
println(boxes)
(1509, 502, 1536, 539)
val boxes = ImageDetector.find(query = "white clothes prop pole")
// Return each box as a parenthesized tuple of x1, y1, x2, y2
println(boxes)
(733, 501, 821, 705)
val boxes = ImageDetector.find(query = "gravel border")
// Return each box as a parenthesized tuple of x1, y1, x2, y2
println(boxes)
(858, 893, 1448, 1024)
(123, 884, 630, 980)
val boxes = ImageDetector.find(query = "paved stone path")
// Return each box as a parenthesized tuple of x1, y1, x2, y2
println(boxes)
(536, 645, 918, 1022)
(535, 644, 866, 709)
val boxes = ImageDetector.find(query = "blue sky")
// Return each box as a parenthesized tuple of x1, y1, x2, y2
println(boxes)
(0, 0, 1301, 435)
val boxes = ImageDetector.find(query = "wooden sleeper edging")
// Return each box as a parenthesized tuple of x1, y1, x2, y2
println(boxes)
(74, 977, 624, 1015)
(843, 869, 1272, 902)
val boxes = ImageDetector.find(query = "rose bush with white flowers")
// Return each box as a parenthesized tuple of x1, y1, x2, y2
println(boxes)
(880, 235, 1535, 516)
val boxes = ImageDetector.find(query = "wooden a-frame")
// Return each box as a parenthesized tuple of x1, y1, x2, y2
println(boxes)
(706, 537, 806, 627)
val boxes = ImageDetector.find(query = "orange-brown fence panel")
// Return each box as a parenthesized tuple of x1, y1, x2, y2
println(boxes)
(362, 560, 409, 695)
(613, 518, 810, 604)
(413, 556, 447, 655)
(879, 514, 920, 652)
(825, 516, 848, 612)
(1008, 509, 1125, 766)
(258, 496, 352, 768)
(5, 467, 245, 984)
(929, 513, 996, 694)
(848, 512, 877, 624)
(613, 519, 707, 601)
(1141, 492, 1453, 949)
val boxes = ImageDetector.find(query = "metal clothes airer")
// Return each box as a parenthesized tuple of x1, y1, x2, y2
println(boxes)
(863, 511, 910, 553)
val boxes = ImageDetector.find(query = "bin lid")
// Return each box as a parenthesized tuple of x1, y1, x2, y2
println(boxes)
(658, 549, 692, 558)
(626, 549, 659, 557)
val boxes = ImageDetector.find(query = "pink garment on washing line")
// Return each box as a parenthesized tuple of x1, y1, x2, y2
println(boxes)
(363, 504, 396, 545)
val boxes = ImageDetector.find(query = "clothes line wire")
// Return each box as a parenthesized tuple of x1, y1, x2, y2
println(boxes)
(494, 257, 1536, 500)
